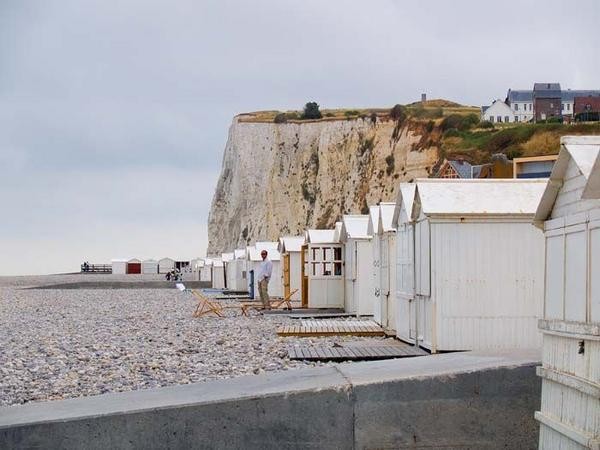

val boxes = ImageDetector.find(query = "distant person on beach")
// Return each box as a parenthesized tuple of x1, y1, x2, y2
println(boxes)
(165, 271, 171, 281)
(256, 250, 273, 310)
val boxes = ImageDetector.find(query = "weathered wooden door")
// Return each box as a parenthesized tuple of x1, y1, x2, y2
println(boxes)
(301, 245, 308, 307)
(283, 253, 291, 299)
(380, 234, 390, 328)
(396, 222, 415, 342)
(414, 219, 430, 348)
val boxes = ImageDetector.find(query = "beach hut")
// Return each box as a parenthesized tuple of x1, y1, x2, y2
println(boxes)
(142, 259, 158, 274)
(340, 215, 374, 316)
(212, 259, 226, 289)
(226, 249, 248, 292)
(532, 136, 600, 449)
(397, 178, 546, 353)
(221, 252, 234, 288)
(126, 258, 141, 274)
(199, 259, 213, 283)
(302, 228, 344, 308)
(392, 183, 417, 344)
(378, 202, 397, 333)
(246, 242, 282, 299)
(111, 259, 127, 275)
(158, 257, 175, 274)
(278, 236, 305, 302)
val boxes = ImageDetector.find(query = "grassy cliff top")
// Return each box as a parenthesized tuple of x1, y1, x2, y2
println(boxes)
(238, 99, 479, 123)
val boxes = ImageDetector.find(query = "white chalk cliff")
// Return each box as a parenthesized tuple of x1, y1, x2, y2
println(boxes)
(207, 115, 440, 254)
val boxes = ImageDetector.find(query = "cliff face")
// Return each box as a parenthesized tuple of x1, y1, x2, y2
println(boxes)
(207, 116, 440, 254)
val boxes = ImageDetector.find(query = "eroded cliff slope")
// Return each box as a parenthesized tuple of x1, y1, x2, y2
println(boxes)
(207, 115, 439, 254)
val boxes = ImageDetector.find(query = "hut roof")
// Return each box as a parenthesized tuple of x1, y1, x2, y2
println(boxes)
(278, 236, 305, 253)
(340, 215, 371, 241)
(378, 202, 396, 233)
(392, 182, 417, 227)
(415, 178, 546, 218)
(306, 229, 337, 244)
(534, 136, 600, 222)
(367, 205, 380, 236)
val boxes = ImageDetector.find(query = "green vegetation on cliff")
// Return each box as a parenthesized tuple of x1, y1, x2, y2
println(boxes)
(238, 100, 600, 166)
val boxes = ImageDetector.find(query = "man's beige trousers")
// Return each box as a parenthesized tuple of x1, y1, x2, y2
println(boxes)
(258, 279, 270, 308)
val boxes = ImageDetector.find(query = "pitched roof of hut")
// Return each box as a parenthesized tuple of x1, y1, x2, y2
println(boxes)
(534, 136, 600, 222)
(340, 215, 371, 241)
(378, 202, 396, 233)
(415, 178, 547, 219)
(306, 229, 337, 244)
(278, 236, 305, 253)
(367, 205, 380, 236)
(392, 182, 417, 227)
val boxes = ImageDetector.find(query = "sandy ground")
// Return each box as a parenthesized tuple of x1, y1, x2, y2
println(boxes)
(0, 274, 385, 407)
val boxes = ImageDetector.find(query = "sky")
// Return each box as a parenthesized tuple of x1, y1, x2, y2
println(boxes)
(0, 0, 598, 276)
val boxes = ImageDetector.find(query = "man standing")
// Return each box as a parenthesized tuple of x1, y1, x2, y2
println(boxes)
(256, 250, 273, 310)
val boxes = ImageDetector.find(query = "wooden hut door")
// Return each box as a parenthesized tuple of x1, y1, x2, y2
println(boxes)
(396, 223, 415, 342)
(301, 245, 308, 307)
(414, 219, 430, 346)
(283, 254, 291, 299)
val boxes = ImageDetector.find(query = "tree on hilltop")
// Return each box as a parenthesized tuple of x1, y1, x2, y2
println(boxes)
(302, 102, 322, 119)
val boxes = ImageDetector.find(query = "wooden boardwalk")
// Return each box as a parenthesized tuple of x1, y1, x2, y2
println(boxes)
(288, 344, 428, 361)
(277, 319, 385, 337)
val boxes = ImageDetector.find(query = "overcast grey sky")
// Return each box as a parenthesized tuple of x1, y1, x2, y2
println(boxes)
(1, 0, 598, 275)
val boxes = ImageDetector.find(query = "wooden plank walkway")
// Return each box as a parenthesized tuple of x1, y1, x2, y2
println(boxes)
(277, 319, 385, 337)
(288, 344, 428, 361)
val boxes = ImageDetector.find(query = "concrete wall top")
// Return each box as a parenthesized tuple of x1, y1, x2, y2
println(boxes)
(0, 349, 540, 430)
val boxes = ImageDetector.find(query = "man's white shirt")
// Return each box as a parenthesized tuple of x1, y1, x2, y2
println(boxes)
(256, 259, 273, 281)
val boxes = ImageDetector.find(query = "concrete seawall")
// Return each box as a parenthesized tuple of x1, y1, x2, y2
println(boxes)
(0, 350, 541, 449)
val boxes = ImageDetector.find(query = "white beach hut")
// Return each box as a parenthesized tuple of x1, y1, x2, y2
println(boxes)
(212, 259, 226, 289)
(392, 183, 417, 344)
(397, 178, 547, 353)
(340, 215, 374, 316)
(228, 249, 248, 292)
(302, 228, 344, 308)
(142, 259, 158, 274)
(246, 242, 282, 299)
(158, 257, 175, 274)
(111, 259, 128, 275)
(199, 259, 213, 283)
(367, 206, 382, 324)
(378, 202, 398, 333)
(278, 236, 305, 302)
(221, 252, 234, 288)
(532, 136, 600, 449)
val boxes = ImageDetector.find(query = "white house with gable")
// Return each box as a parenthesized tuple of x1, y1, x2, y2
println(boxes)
(481, 99, 516, 123)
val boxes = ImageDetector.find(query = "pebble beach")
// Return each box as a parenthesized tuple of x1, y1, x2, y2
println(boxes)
(0, 274, 380, 407)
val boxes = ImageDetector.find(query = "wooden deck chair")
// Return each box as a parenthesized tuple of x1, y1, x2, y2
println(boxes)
(177, 283, 226, 318)
(240, 289, 299, 316)
(191, 289, 225, 317)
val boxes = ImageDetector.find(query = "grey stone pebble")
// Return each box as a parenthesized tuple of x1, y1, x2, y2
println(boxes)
(0, 274, 386, 407)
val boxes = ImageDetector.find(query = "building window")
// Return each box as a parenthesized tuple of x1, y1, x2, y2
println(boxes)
(567, 103, 570, 111)
(489, 116, 494, 123)
(514, 103, 519, 111)
(497, 116, 502, 123)
(515, 116, 519, 122)
(550, 103, 554, 108)
(505, 116, 509, 123)
(529, 104, 532, 111)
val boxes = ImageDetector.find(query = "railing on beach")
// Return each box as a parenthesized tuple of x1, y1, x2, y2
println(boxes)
(80, 264, 112, 273)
